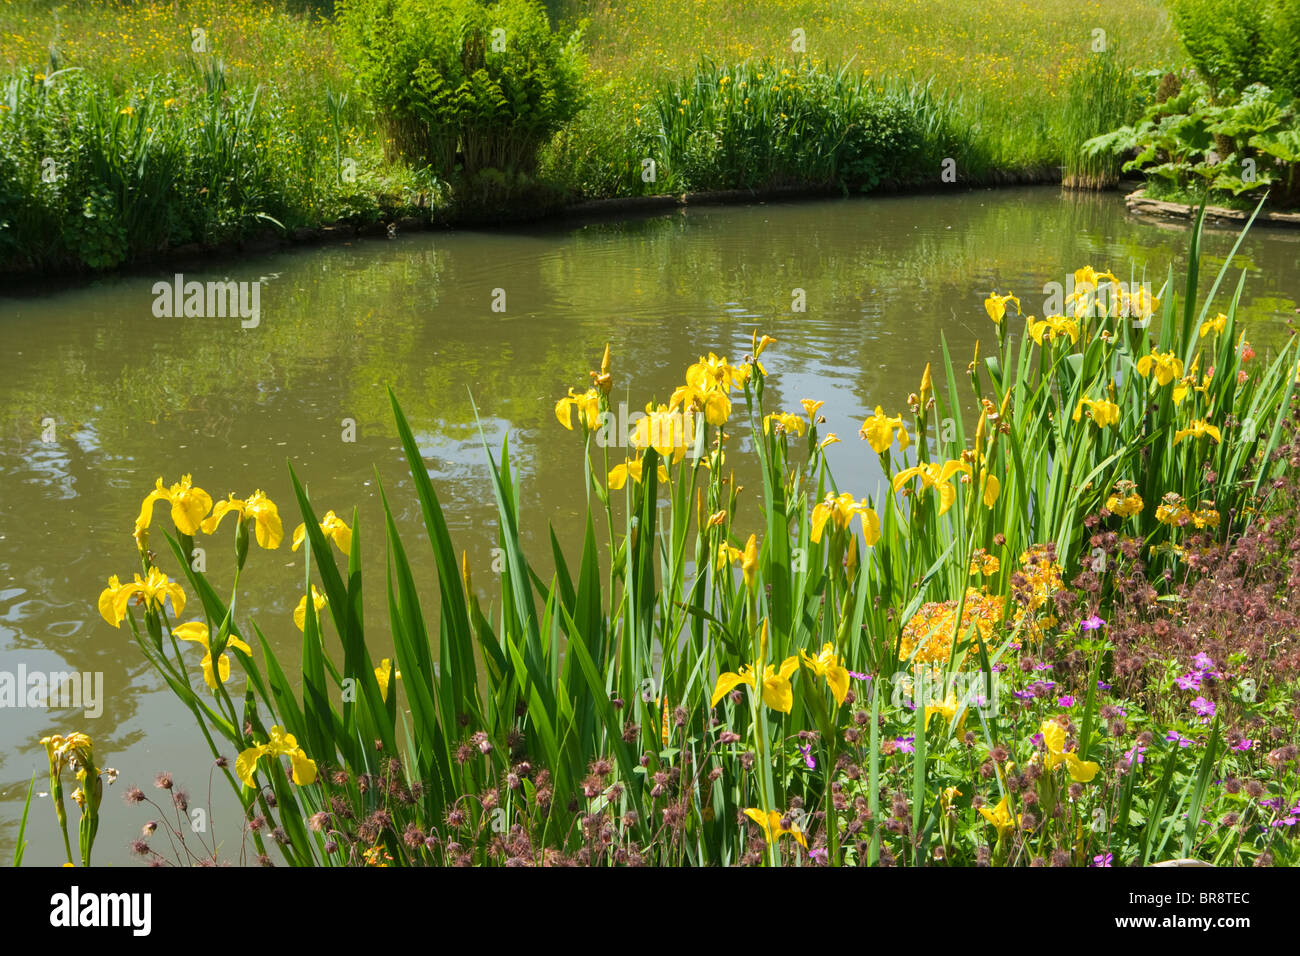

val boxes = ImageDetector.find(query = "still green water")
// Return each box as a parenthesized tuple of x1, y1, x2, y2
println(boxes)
(1, 186, 1297, 866)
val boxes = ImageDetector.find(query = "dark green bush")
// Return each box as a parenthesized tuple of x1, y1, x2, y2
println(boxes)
(334, 0, 586, 180)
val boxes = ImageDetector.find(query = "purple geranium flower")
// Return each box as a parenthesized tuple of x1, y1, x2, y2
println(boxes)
(1233, 739, 1253, 752)
(1190, 696, 1216, 718)
(1058, 695, 1076, 707)
(1097, 680, 1112, 691)
(848, 671, 870, 681)
(1126, 744, 1146, 765)
(1081, 615, 1105, 631)
(1175, 672, 1202, 691)
(895, 735, 915, 754)
(1192, 652, 1215, 671)
(799, 744, 816, 771)
(1092, 853, 1113, 867)
(1165, 731, 1193, 748)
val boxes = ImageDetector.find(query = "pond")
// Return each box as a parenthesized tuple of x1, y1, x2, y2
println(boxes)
(2, 185, 1297, 865)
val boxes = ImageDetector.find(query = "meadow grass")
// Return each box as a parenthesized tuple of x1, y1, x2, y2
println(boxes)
(1, 0, 1190, 270)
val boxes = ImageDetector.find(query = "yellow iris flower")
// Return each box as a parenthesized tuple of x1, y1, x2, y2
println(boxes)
(99, 567, 186, 627)
(172, 621, 252, 690)
(800, 642, 850, 705)
(1028, 314, 1080, 346)
(800, 398, 824, 421)
(291, 509, 352, 554)
(711, 652, 800, 714)
(892, 459, 970, 516)
(743, 807, 808, 848)
(135, 474, 212, 538)
(1173, 419, 1222, 445)
(608, 457, 670, 489)
(979, 795, 1021, 837)
(810, 492, 881, 546)
(764, 411, 806, 436)
(859, 405, 910, 455)
(984, 292, 1021, 326)
(555, 387, 602, 431)
(294, 586, 328, 632)
(375, 658, 401, 701)
(236, 725, 317, 788)
(1199, 313, 1227, 338)
(1040, 719, 1100, 783)
(1073, 396, 1121, 429)
(686, 352, 742, 393)
(201, 490, 283, 549)
(1135, 350, 1184, 387)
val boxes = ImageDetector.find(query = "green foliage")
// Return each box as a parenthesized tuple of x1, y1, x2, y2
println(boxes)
(1170, 0, 1300, 98)
(1084, 78, 1300, 205)
(1060, 52, 1153, 189)
(0, 61, 407, 274)
(638, 59, 985, 194)
(334, 0, 586, 183)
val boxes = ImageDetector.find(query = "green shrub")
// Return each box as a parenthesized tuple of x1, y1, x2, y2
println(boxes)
(1170, 0, 1300, 98)
(334, 0, 586, 181)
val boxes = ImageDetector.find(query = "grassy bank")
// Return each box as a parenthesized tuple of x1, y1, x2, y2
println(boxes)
(0, 0, 1185, 273)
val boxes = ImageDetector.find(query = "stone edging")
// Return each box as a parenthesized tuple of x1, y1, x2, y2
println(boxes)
(1125, 188, 1300, 227)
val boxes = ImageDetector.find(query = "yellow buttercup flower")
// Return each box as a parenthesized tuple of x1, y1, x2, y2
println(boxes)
(743, 807, 807, 848)
(1073, 396, 1120, 429)
(1135, 350, 1184, 387)
(172, 621, 252, 690)
(800, 642, 850, 705)
(984, 291, 1021, 326)
(236, 725, 317, 788)
(135, 474, 212, 538)
(291, 510, 352, 554)
(294, 586, 328, 632)
(201, 490, 283, 549)
(1173, 419, 1221, 445)
(859, 405, 910, 455)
